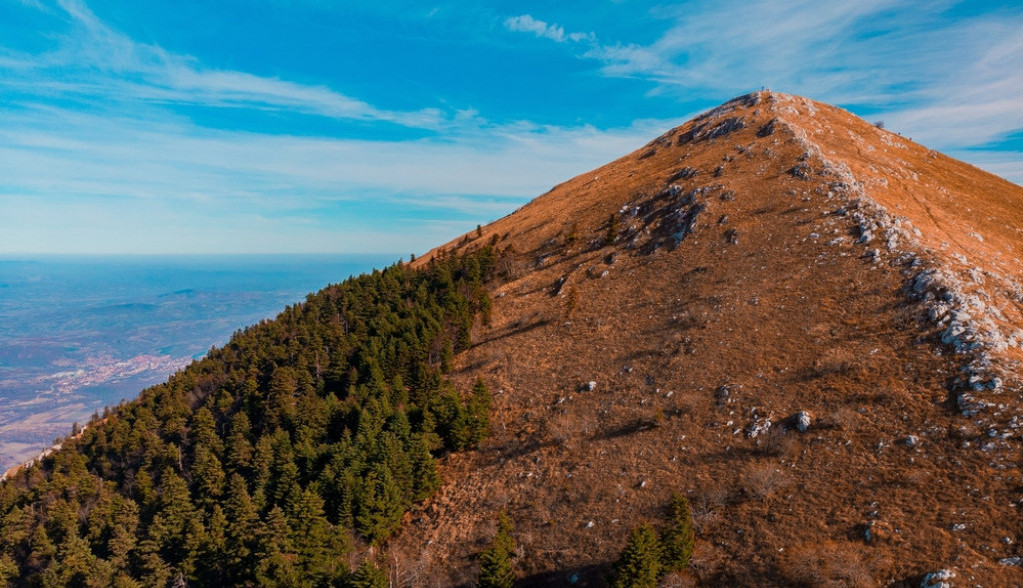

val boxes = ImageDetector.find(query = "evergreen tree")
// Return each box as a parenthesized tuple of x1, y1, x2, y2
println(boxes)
(191, 445, 226, 509)
(196, 505, 228, 586)
(0, 553, 19, 585)
(37, 532, 96, 588)
(434, 389, 470, 451)
(478, 511, 516, 588)
(257, 505, 299, 586)
(440, 337, 454, 374)
(348, 559, 388, 588)
(223, 473, 261, 583)
(660, 492, 695, 573)
(466, 377, 492, 447)
(611, 524, 662, 588)
(409, 433, 441, 501)
(190, 406, 222, 455)
(225, 412, 254, 474)
(354, 464, 405, 544)
(140, 468, 204, 578)
(287, 488, 334, 581)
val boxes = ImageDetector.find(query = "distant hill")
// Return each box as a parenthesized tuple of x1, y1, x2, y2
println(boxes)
(3, 91, 1022, 587)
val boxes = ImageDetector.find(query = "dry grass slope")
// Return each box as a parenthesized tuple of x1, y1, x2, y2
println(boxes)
(397, 91, 1023, 587)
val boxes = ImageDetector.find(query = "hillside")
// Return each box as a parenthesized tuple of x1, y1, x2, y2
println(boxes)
(2, 91, 1022, 587)
(398, 91, 1023, 586)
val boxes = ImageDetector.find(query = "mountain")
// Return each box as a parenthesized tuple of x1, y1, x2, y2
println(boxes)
(392, 91, 1023, 586)
(2, 91, 1022, 587)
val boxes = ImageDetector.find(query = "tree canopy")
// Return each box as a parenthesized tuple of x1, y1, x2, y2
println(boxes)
(0, 246, 500, 587)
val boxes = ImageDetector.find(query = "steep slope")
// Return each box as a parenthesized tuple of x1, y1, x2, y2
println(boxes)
(397, 91, 1023, 586)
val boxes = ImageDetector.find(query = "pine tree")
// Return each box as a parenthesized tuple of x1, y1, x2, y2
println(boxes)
(225, 412, 254, 474)
(37, 532, 96, 588)
(190, 445, 226, 509)
(257, 505, 299, 586)
(141, 468, 204, 577)
(478, 511, 516, 588)
(348, 559, 388, 588)
(0, 553, 18, 585)
(223, 474, 261, 583)
(466, 378, 491, 447)
(660, 492, 695, 573)
(287, 488, 334, 581)
(195, 505, 227, 586)
(433, 389, 470, 451)
(409, 433, 440, 501)
(190, 407, 222, 455)
(354, 464, 406, 544)
(611, 523, 662, 588)
(440, 337, 454, 374)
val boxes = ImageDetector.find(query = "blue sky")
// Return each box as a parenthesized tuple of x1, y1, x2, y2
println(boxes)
(1, 0, 1020, 255)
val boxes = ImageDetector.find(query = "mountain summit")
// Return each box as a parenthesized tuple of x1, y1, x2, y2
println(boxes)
(398, 91, 1023, 586)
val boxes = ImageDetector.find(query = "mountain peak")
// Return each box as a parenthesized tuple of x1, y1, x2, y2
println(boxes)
(407, 92, 1023, 585)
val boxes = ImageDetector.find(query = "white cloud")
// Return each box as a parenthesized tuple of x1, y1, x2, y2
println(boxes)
(0, 104, 669, 200)
(1, 0, 444, 129)
(504, 14, 593, 44)
(505, 15, 564, 42)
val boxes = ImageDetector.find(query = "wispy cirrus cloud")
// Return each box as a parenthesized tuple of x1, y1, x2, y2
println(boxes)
(3, 0, 444, 128)
(504, 14, 594, 43)
(0, 100, 673, 253)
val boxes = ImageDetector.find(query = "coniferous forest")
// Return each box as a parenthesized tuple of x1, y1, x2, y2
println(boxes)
(0, 246, 500, 587)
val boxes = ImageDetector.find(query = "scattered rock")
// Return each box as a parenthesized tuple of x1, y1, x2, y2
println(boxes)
(666, 167, 699, 184)
(920, 569, 955, 588)
(705, 117, 746, 140)
(715, 384, 737, 405)
(794, 411, 812, 432)
(789, 163, 811, 179)
(756, 118, 777, 137)
(746, 416, 773, 438)
(864, 519, 895, 543)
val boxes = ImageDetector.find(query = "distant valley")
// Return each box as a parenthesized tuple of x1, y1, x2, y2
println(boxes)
(0, 254, 395, 471)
